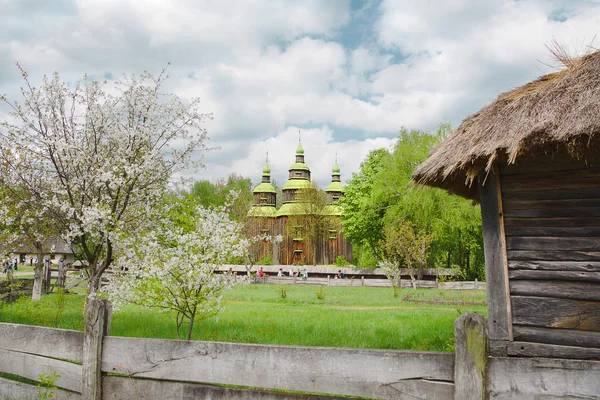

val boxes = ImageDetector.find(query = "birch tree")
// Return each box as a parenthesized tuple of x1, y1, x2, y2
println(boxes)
(0, 65, 211, 295)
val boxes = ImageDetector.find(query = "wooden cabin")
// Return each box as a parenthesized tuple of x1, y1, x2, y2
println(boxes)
(414, 50, 600, 360)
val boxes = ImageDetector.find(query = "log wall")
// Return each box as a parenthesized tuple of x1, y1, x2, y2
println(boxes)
(492, 152, 600, 359)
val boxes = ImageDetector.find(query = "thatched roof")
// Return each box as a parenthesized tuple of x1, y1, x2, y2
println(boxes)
(413, 49, 600, 200)
(10, 235, 75, 255)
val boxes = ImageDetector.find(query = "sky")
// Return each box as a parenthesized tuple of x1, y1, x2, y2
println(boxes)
(1, 0, 599, 188)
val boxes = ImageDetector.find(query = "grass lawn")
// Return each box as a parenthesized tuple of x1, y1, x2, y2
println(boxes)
(0, 284, 487, 352)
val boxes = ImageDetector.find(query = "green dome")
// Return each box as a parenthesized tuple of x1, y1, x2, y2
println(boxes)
(276, 202, 311, 217)
(262, 162, 271, 175)
(332, 161, 341, 174)
(247, 205, 277, 218)
(253, 182, 277, 193)
(296, 142, 304, 155)
(323, 204, 343, 216)
(282, 179, 314, 191)
(288, 162, 310, 171)
(326, 181, 344, 193)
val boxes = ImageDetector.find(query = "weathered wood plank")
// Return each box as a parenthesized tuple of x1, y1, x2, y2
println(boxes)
(500, 152, 600, 175)
(0, 377, 81, 400)
(507, 251, 600, 262)
(513, 325, 600, 348)
(102, 337, 455, 399)
(454, 313, 488, 400)
(508, 269, 600, 282)
(507, 236, 600, 251)
(505, 226, 600, 237)
(504, 217, 600, 228)
(501, 166, 600, 183)
(500, 187, 600, 200)
(502, 175, 600, 192)
(506, 341, 600, 360)
(0, 323, 83, 362)
(479, 169, 512, 341)
(504, 207, 600, 218)
(488, 340, 508, 357)
(103, 375, 455, 400)
(487, 357, 600, 399)
(512, 296, 600, 331)
(0, 348, 81, 392)
(503, 197, 600, 212)
(510, 280, 600, 301)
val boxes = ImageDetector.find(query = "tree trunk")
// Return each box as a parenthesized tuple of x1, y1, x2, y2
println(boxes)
(187, 308, 197, 341)
(32, 250, 45, 301)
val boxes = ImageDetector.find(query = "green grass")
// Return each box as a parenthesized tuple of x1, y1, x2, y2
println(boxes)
(0, 285, 487, 352)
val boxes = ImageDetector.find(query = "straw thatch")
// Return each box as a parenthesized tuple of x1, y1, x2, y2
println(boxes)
(413, 49, 600, 200)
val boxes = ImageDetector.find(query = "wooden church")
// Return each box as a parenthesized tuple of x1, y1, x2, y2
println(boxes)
(247, 142, 352, 265)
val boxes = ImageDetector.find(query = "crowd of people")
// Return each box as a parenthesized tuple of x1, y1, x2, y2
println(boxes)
(2, 258, 20, 274)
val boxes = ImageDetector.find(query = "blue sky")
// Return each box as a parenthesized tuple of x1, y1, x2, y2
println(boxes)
(1, 0, 599, 187)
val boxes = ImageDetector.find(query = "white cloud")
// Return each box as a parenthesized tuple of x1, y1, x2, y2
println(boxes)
(1, 0, 599, 186)
(230, 126, 396, 188)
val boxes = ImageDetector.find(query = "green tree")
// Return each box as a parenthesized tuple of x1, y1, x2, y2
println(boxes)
(338, 148, 389, 265)
(341, 124, 484, 279)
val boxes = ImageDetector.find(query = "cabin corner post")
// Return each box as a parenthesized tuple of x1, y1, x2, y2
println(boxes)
(82, 299, 112, 400)
(479, 166, 513, 355)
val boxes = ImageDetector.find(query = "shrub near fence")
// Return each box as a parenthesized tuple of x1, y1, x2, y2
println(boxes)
(0, 300, 598, 399)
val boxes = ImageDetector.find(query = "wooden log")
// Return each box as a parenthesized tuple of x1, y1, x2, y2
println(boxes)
(506, 236, 600, 251)
(504, 226, 600, 237)
(513, 325, 600, 348)
(487, 357, 600, 399)
(82, 299, 112, 400)
(102, 375, 454, 400)
(511, 295, 600, 331)
(0, 348, 81, 392)
(508, 269, 600, 282)
(503, 197, 600, 212)
(0, 323, 83, 362)
(499, 187, 600, 200)
(507, 251, 600, 262)
(504, 207, 600, 218)
(500, 153, 600, 175)
(501, 174, 600, 192)
(102, 336, 455, 399)
(488, 340, 508, 357)
(505, 341, 600, 359)
(453, 313, 488, 400)
(504, 217, 600, 228)
(509, 280, 600, 301)
(0, 376, 81, 400)
(479, 168, 512, 341)
(501, 166, 600, 182)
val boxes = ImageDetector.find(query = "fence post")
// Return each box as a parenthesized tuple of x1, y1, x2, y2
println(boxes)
(327, 275, 330, 286)
(361, 276, 365, 286)
(454, 313, 488, 400)
(82, 298, 112, 400)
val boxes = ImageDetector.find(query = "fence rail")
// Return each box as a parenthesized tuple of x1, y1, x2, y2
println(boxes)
(0, 303, 597, 399)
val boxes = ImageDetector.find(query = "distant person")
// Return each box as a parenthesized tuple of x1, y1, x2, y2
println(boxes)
(302, 268, 308, 281)
(277, 267, 283, 277)
(258, 267, 264, 277)
(289, 268, 293, 277)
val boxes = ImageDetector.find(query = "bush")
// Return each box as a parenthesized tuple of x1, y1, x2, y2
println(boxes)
(257, 256, 275, 266)
(334, 255, 348, 267)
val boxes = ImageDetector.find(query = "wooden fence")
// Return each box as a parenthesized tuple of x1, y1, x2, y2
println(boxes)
(0, 302, 598, 399)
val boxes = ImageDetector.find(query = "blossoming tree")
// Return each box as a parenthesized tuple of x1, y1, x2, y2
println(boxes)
(105, 203, 248, 340)
(0, 65, 211, 295)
